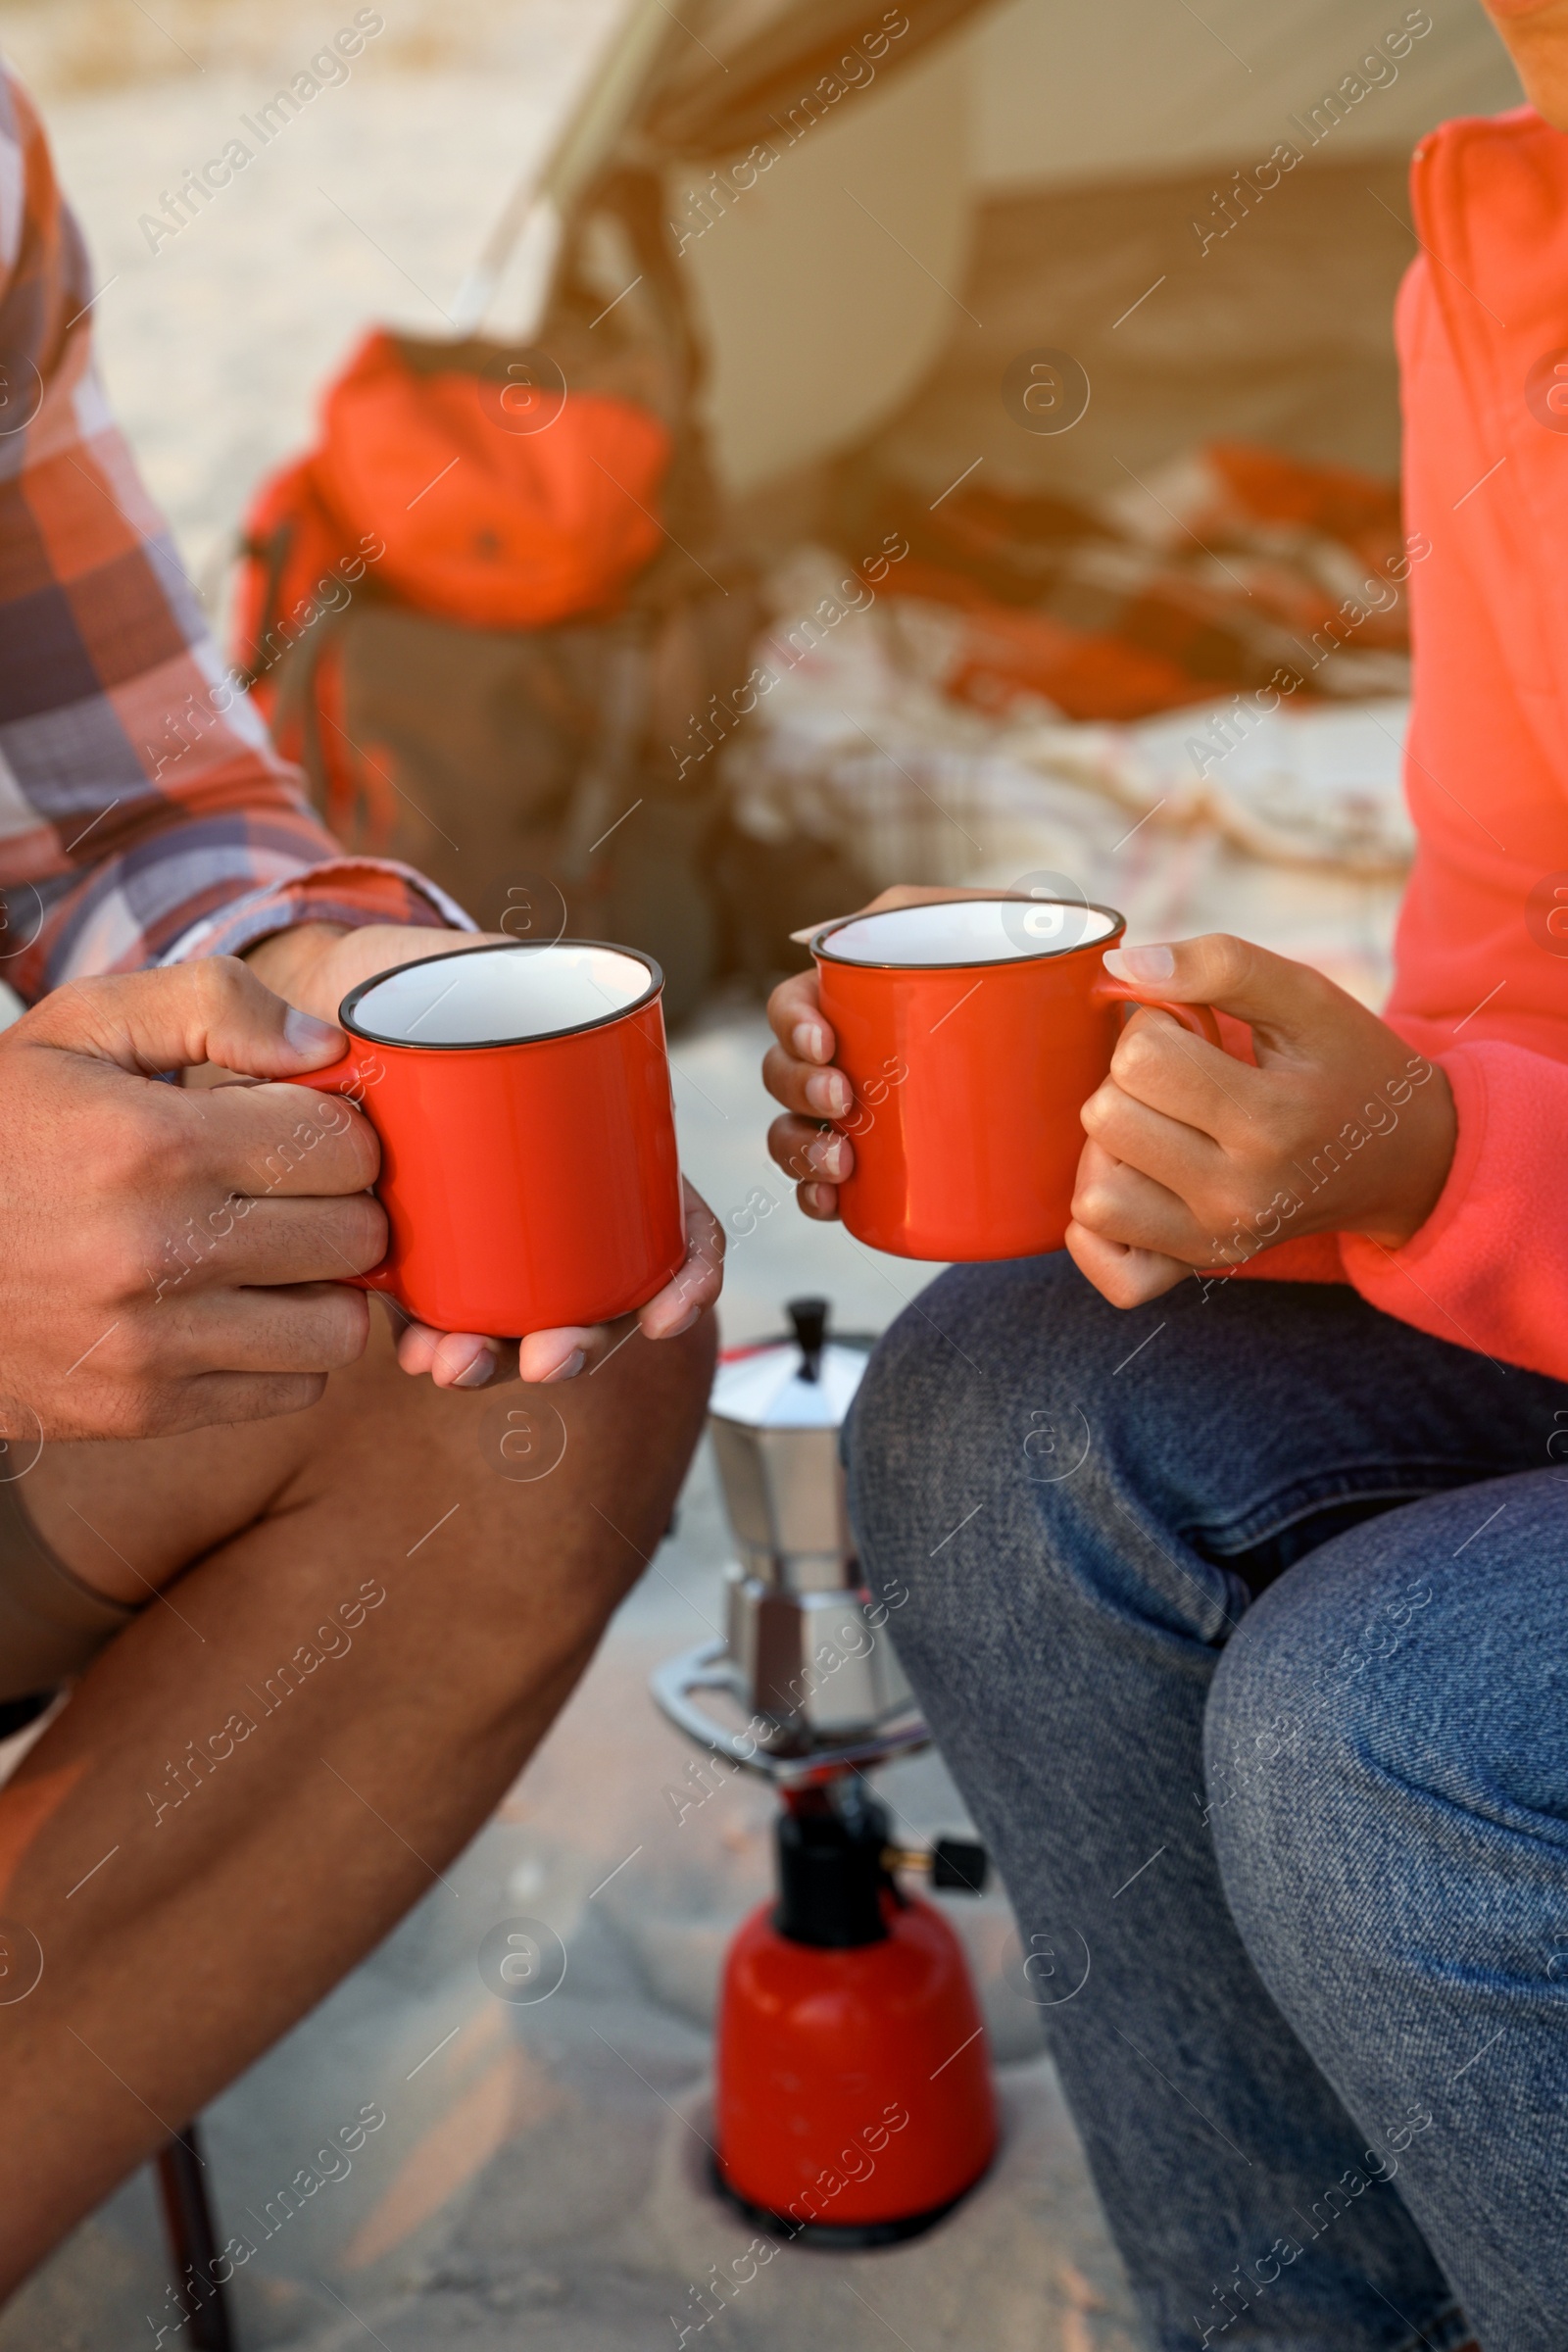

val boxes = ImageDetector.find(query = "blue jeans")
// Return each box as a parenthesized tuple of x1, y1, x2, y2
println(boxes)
(846, 1257, 1568, 2352)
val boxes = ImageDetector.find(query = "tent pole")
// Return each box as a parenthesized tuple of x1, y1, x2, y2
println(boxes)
(450, 0, 682, 336)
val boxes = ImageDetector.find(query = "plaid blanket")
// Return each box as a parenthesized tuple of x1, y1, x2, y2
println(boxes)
(723, 545, 1414, 902)
(849, 442, 1416, 723)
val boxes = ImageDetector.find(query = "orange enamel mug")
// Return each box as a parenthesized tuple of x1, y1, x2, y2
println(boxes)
(811, 897, 1222, 1262)
(298, 940, 686, 1336)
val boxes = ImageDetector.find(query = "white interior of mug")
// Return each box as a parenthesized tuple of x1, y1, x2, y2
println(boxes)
(818, 898, 1118, 967)
(348, 944, 653, 1047)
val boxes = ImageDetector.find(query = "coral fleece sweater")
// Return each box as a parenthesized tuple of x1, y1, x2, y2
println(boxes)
(1239, 106, 1568, 1384)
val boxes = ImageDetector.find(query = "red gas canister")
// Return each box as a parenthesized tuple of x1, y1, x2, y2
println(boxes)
(714, 1794, 997, 2242)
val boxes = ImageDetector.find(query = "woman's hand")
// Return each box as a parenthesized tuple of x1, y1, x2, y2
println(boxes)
(1066, 934, 1457, 1306)
(763, 887, 1002, 1217)
(243, 922, 725, 1389)
(763, 904, 1457, 1314)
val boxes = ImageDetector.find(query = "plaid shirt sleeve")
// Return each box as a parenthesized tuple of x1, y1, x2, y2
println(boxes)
(0, 71, 469, 1004)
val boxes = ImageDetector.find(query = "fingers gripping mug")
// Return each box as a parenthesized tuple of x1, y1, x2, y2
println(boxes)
(811, 898, 1222, 1262)
(299, 941, 686, 1336)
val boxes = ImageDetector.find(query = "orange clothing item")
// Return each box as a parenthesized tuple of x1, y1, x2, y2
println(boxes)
(1242, 107, 1568, 1382)
(319, 331, 672, 630)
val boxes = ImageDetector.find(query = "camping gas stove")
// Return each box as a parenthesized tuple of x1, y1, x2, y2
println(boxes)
(650, 1298, 928, 1785)
(651, 1298, 997, 2243)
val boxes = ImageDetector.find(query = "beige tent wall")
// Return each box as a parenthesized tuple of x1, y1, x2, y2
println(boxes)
(671, 0, 1522, 498)
(672, 40, 973, 497)
(972, 0, 1521, 188)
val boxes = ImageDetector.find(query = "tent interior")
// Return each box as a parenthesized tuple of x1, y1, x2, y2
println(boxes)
(648, 0, 1519, 506)
(291, 0, 1524, 1019)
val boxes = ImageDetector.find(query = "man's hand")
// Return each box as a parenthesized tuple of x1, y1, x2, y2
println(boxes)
(0, 957, 383, 1440)
(244, 921, 725, 1388)
(1065, 934, 1456, 1306)
(762, 902, 1457, 1312)
(242, 921, 503, 1029)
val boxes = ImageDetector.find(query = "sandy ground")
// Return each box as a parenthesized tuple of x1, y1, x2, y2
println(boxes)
(0, 7, 1402, 2346)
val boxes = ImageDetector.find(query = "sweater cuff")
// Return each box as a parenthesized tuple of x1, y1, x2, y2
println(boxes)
(1224, 1231, 1348, 1286)
(1338, 1047, 1521, 1370)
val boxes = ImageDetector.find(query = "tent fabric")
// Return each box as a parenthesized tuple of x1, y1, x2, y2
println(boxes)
(967, 0, 1519, 190)
(833, 153, 1423, 504)
(622, 0, 1519, 500)
(641, 0, 996, 158)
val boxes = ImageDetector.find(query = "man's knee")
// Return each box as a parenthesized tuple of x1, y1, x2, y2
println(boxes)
(555, 1307, 718, 1605)
(304, 1306, 718, 1686)
(334, 1300, 713, 1493)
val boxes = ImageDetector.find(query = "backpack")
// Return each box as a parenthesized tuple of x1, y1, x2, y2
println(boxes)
(229, 171, 858, 1022)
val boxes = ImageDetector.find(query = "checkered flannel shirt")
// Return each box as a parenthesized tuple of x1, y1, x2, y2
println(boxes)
(0, 70, 466, 1005)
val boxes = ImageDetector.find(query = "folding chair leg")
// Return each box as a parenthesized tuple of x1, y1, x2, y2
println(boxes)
(155, 2124, 234, 2352)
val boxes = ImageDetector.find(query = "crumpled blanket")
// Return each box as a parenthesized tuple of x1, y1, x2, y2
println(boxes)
(843, 439, 1416, 722)
(723, 541, 1413, 888)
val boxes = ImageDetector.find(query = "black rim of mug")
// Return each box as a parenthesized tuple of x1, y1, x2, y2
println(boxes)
(810, 896, 1126, 972)
(335, 937, 665, 1052)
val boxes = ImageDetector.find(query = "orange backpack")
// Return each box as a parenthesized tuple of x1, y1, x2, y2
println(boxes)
(222, 169, 847, 1026)
(231, 328, 673, 822)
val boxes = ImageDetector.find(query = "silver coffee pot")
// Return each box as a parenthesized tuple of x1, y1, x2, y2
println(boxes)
(651, 1298, 925, 1779)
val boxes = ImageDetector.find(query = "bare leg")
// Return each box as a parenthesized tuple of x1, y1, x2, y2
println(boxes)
(0, 1305, 714, 2291)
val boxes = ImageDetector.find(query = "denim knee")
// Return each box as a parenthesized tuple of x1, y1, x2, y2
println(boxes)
(1203, 1478, 1568, 2007)
(847, 1258, 1098, 1630)
(1204, 1540, 1430, 1926)
(845, 1253, 1237, 1673)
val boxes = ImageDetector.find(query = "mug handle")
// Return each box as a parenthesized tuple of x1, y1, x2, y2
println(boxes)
(293, 1048, 393, 1294)
(1091, 975, 1223, 1048)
